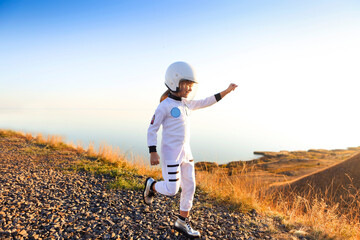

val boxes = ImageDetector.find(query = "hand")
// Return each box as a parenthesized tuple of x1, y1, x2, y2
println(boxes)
(150, 152, 160, 166)
(220, 83, 238, 99)
(226, 83, 238, 93)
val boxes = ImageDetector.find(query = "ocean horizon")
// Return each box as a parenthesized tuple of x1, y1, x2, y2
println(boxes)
(1, 108, 357, 165)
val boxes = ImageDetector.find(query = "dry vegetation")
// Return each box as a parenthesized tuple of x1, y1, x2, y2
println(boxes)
(1, 129, 360, 239)
(0, 129, 162, 190)
(196, 165, 360, 239)
(195, 150, 360, 239)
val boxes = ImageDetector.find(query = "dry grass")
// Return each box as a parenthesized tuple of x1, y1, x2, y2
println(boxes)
(83, 141, 161, 180)
(196, 162, 360, 239)
(0, 129, 162, 190)
(195, 163, 265, 212)
(271, 184, 360, 239)
(271, 153, 360, 238)
(0, 129, 162, 183)
(126, 153, 162, 180)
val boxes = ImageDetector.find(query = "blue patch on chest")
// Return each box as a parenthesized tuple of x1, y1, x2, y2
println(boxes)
(170, 107, 181, 118)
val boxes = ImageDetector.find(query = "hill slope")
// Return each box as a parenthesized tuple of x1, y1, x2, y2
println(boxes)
(275, 153, 360, 202)
(0, 130, 300, 240)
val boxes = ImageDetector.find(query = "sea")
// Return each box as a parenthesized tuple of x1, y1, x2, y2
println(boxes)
(1, 108, 355, 165)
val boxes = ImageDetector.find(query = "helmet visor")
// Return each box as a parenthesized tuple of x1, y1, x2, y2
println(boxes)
(179, 80, 198, 100)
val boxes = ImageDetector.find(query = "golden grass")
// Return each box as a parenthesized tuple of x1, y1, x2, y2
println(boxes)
(1, 129, 359, 239)
(86, 141, 162, 180)
(0, 129, 163, 183)
(196, 163, 360, 239)
(0, 129, 162, 190)
(272, 153, 360, 238)
(272, 186, 360, 239)
(196, 163, 264, 212)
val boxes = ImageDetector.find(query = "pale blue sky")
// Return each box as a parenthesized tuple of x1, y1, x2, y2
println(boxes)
(1, 0, 360, 162)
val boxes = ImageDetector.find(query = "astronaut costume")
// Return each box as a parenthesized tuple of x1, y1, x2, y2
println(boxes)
(147, 92, 221, 211)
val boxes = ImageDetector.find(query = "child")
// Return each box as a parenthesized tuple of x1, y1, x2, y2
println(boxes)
(144, 61, 237, 239)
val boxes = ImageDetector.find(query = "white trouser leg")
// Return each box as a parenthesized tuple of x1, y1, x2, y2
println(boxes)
(179, 160, 196, 211)
(154, 160, 181, 196)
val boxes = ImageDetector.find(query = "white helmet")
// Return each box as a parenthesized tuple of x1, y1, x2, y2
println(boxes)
(165, 61, 197, 92)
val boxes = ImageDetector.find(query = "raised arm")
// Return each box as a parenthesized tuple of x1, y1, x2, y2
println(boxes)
(219, 83, 238, 99)
(185, 83, 238, 110)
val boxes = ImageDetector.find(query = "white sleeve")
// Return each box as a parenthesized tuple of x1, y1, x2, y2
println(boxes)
(147, 105, 166, 148)
(185, 94, 221, 111)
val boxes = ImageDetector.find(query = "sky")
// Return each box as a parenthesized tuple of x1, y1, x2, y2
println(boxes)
(1, 0, 360, 162)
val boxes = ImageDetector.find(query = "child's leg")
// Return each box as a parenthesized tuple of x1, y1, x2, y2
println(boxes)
(179, 160, 196, 214)
(154, 161, 181, 196)
(175, 161, 201, 238)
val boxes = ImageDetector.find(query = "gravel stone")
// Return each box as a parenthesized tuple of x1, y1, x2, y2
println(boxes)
(0, 135, 302, 239)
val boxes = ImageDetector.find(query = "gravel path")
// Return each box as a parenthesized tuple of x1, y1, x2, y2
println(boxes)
(0, 135, 301, 240)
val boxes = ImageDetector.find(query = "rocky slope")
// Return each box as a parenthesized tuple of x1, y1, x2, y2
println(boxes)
(0, 132, 303, 240)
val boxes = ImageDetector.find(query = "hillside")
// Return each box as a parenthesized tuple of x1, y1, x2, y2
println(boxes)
(196, 147, 360, 186)
(0, 130, 301, 240)
(274, 153, 360, 203)
(195, 148, 360, 239)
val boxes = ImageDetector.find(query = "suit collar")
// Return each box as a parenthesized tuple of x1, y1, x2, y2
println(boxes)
(168, 93, 182, 101)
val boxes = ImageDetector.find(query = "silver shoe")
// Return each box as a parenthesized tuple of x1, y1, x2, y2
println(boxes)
(143, 177, 156, 205)
(174, 217, 201, 239)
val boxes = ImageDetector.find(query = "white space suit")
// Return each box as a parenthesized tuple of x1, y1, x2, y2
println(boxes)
(147, 93, 221, 211)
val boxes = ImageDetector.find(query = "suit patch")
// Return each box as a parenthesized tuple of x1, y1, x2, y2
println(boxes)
(150, 115, 155, 124)
(170, 107, 181, 118)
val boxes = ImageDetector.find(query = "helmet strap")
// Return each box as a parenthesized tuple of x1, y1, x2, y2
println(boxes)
(165, 83, 180, 93)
